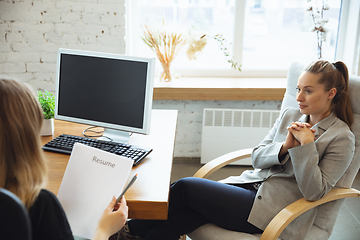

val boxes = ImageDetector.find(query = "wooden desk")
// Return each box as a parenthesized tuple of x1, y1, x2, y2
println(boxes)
(42, 109, 178, 220)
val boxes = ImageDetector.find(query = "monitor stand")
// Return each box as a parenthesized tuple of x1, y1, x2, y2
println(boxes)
(98, 128, 131, 144)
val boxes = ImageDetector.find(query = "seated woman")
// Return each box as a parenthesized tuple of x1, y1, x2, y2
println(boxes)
(118, 60, 355, 240)
(0, 79, 128, 240)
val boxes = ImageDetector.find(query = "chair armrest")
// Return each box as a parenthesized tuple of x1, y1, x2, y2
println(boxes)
(193, 148, 253, 178)
(260, 188, 360, 240)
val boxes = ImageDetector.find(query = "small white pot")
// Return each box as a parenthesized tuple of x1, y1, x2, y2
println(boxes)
(40, 118, 54, 136)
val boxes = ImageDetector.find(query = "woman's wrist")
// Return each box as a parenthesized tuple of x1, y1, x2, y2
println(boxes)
(92, 228, 111, 240)
(279, 144, 288, 160)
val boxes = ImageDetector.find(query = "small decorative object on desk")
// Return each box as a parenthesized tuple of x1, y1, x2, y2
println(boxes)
(37, 90, 55, 136)
(307, 0, 330, 59)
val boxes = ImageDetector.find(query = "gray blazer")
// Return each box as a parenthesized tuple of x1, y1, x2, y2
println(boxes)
(220, 107, 355, 240)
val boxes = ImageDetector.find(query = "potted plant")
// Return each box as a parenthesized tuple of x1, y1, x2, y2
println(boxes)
(37, 90, 55, 136)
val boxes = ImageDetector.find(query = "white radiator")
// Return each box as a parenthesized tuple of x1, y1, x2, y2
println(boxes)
(201, 108, 280, 165)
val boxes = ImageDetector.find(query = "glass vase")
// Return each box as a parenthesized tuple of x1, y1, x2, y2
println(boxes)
(159, 60, 172, 82)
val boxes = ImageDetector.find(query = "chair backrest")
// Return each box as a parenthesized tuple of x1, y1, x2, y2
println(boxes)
(0, 188, 32, 240)
(281, 62, 360, 237)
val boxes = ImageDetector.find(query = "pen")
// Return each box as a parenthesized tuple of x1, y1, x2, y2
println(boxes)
(116, 174, 137, 203)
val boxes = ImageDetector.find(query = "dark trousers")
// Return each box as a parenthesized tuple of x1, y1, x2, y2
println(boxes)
(128, 177, 262, 240)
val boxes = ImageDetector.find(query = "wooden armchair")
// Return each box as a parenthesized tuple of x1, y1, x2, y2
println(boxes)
(185, 149, 360, 240)
(185, 62, 360, 240)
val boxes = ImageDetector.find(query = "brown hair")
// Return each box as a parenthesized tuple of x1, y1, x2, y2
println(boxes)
(0, 79, 47, 209)
(305, 60, 353, 127)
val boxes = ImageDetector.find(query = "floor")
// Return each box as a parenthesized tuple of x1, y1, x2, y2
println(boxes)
(171, 161, 360, 240)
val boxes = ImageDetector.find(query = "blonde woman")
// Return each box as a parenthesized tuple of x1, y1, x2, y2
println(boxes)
(0, 79, 128, 240)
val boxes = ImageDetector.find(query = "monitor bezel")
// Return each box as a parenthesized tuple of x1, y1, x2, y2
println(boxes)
(55, 48, 155, 135)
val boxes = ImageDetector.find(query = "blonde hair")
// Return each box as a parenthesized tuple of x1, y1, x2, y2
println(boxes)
(0, 79, 47, 209)
(305, 60, 353, 127)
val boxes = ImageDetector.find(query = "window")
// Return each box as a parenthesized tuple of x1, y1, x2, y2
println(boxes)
(126, 0, 343, 77)
(242, 0, 341, 69)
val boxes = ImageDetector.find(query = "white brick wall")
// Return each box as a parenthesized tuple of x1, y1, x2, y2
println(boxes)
(0, 0, 126, 91)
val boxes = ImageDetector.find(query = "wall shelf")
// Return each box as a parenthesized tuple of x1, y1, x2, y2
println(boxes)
(153, 77, 287, 101)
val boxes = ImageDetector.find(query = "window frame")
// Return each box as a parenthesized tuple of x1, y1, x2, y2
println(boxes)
(336, 0, 360, 76)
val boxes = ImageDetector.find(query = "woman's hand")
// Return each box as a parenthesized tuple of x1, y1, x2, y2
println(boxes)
(287, 122, 316, 146)
(279, 122, 316, 159)
(92, 196, 128, 240)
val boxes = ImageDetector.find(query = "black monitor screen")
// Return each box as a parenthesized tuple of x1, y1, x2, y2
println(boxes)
(58, 53, 148, 129)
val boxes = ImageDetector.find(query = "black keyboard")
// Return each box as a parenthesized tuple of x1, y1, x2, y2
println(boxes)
(42, 134, 152, 166)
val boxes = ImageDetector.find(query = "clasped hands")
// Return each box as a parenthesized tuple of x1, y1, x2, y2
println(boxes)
(283, 122, 316, 151)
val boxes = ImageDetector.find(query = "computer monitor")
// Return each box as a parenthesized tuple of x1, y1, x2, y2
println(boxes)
(55, 48, 155, 143)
